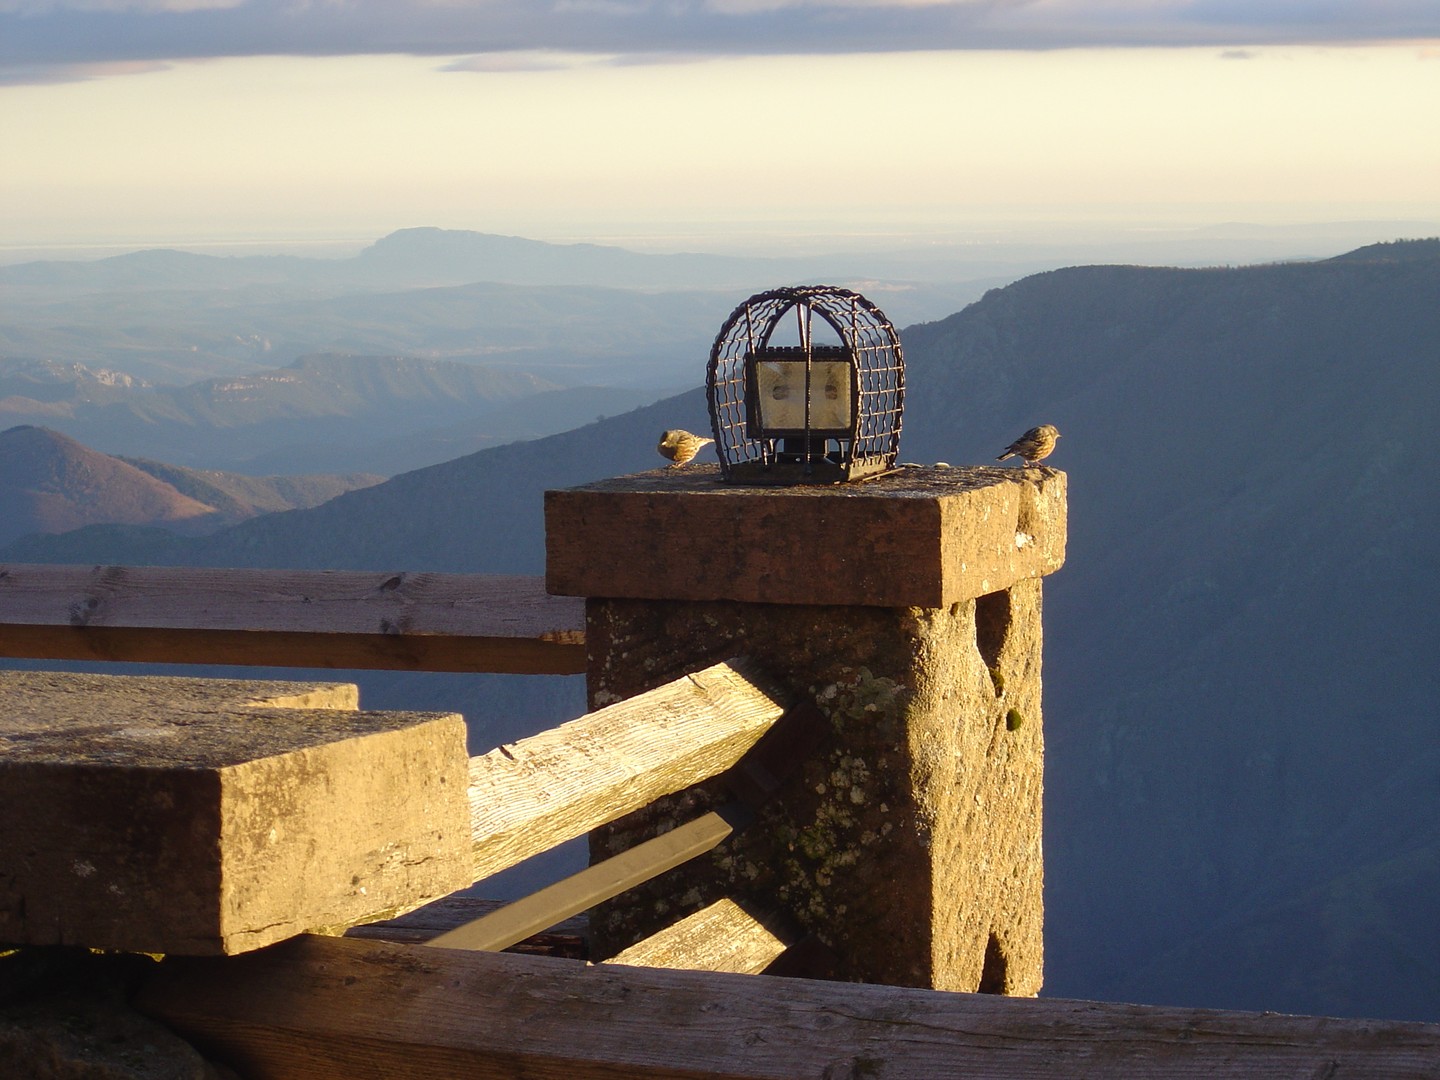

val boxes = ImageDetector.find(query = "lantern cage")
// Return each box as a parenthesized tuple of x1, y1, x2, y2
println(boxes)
(706, 285, 904, 484)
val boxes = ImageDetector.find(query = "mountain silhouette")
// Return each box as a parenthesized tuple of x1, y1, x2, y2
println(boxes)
(0, 424, 382, 547)
(4, 240, 1437, 1023)
(0, 425, 221, 544)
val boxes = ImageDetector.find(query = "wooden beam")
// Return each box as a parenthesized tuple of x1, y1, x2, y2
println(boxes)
(467, 658, 788, 882)
(0, 564, 584, 674)
(345, 897, 587, 959)
(602, 899, 788, 975)
(433, 807, 743, 952)
(137, 935, 1440, 1080)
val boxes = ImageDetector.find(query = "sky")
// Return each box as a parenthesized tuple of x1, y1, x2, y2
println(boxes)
(1, 1, 1438, 254)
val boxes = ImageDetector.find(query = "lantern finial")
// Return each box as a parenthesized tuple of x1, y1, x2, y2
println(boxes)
(706, 285, 904, 484)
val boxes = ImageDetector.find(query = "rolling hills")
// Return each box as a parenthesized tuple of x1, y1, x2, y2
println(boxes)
(0, 352, 666, 474)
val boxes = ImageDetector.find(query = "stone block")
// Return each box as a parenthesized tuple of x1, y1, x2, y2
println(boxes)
(545, 464, 1066, 607)
(584, 580, 1046, 994)
(0, 670, 471, 956)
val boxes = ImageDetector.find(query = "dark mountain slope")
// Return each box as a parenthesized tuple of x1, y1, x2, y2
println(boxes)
(896, 252, 1440, 1019)
(151, 390, 711, 573)
(1327, 236, 1440, 263)
(7, 245, 1438, 1022)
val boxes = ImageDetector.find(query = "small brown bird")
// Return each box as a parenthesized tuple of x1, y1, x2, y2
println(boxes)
(657, 428, 714, 467)
(997, 424, 1061, 466)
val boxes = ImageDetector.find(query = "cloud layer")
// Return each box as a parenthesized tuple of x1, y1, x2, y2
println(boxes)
(3, 0, 1438, 84)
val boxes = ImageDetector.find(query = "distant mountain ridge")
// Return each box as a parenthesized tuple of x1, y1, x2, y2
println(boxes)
(0, 226, 1037, 389)
(0, 227, 771, 292)
(5, 240, 1439, 1024)
(352, 227, 768, 290)
(0, 352, 667, 474)
(0, 267, 773, 388)
(1327, 237, 1440, 262)
(11, 224, 1428, 394)
(0, 226, 949, 294)
(0, 425, 381, 546)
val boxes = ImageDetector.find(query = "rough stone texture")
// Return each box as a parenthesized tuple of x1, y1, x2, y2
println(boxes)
(560, 466, 1067, 993)
(0, 670, 471, 956)
(585, 577, 1047, 995)
(0, 949, 236, 1079)
(546, 464, 1066, 608)
(0, 997, 234, 1080)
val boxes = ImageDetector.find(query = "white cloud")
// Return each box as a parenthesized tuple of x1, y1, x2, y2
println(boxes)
(441, 49, 612, 72)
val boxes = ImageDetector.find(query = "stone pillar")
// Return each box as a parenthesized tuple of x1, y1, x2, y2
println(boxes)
(545, 464, 1065, 994)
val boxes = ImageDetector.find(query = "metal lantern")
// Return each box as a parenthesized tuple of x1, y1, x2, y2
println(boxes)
(706, 285, 904, 484)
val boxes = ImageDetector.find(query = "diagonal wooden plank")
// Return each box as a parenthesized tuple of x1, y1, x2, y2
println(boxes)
(0, 564, 584, 674)
(137, 935, 1440, 1080)
(466, 657, 788, 882)
(432, 807, 744, 953)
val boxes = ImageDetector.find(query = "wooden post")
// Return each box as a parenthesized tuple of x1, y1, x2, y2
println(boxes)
(545, 463, 1066, 994)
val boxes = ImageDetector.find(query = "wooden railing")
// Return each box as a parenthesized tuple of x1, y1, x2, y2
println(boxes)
(3, 562, 1438, 1079)
(0, 563, 585, 674)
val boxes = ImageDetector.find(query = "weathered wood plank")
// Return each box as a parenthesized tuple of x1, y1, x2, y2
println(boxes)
(138, 934, 1440, 1080)
(603, 899, 788, 975)
(467, 658, 788, 882)
(0, 564, 585, 674)
(345, 897, 587, 958)
(437, 807, 742, 953)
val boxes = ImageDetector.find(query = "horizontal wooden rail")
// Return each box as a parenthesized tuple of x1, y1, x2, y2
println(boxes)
(0, 564, 585, 674)
(466, 658, 789, 882)
(138, 935, 1440, 1080)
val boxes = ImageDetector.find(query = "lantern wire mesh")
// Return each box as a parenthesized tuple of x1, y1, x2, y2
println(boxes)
(707, 285, 904, 484)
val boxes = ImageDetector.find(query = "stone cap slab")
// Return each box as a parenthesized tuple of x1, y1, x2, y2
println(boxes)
(0, 670, 471, 956)
(546, 464, 1066, 608)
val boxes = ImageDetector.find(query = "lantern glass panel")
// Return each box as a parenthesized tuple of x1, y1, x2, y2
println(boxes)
(753, 359, 853, 434)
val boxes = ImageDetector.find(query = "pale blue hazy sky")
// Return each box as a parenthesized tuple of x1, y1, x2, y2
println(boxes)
(1, 2, 1437, 253)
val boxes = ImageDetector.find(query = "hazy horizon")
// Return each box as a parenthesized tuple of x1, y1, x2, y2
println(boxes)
(4, 212, 1439, 271)
(3, 2, 1438, 264)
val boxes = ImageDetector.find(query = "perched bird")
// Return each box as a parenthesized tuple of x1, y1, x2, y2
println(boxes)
(657, 428, 714, 467)
(997, 424, 1061, 467)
